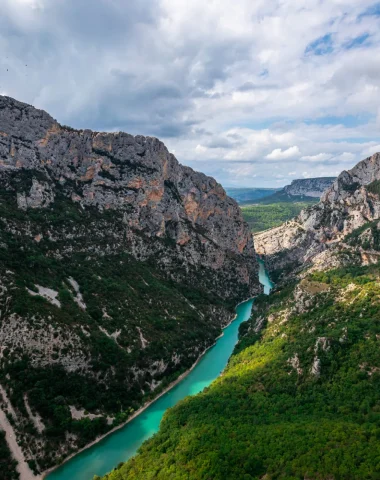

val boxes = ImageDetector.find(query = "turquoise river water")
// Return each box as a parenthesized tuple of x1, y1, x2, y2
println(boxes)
(46, 260, 272, 480)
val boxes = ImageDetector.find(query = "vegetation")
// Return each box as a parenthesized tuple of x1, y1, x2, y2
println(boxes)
(0, 170, 234, 472)
(251, 190, 319, 205)
(101, 264, 380, 480)
(346, 220, 380, 251)
(366, 180, 380, 196)
(241, 201, 317, 233)
(0, 430, 19, 479)
(225, 188, 279, 204)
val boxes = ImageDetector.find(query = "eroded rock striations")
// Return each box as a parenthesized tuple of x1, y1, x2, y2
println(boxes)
(0, 95, 260, 476)
(255, 153, 380, 279)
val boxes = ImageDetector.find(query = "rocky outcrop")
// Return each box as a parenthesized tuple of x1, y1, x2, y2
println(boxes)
(255, 153, 380, 279)
(0, 95, 259, 300)
(283, 177, 336, 198)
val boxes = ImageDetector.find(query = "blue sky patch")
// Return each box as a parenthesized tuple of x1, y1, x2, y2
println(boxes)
(344, 33, 370, 50)
(359, 3, 380, 18)
(305, 114, 373, 128)
(305, 33, 334, 56)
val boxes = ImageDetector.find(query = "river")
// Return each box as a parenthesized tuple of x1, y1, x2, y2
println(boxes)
(46, 260, 272, 480)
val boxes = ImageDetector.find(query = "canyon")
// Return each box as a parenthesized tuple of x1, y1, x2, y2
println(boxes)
(0, 96, 260, 477)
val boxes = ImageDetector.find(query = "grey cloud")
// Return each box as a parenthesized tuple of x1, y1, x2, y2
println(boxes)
(46, 0, 159, 46)
(205, 135, 245, 149)
(237, 81, 279, 91)
(0, 0, 379, 187)
(0, 0, 255, 141)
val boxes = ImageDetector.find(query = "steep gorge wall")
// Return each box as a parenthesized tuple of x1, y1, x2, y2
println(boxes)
(0, 95, 259, 300)
(255, 153, 380, 279)
(0, 95, 260, 475)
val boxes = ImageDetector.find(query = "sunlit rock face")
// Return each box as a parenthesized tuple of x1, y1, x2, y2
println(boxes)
(255, 153, 380, 278)
(0, 95, 260, 300)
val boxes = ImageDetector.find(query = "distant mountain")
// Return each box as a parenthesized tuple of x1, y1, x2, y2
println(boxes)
(256, 177, 336, 205)
(225, 187, 280, 204)
(284, 177, 336, 198)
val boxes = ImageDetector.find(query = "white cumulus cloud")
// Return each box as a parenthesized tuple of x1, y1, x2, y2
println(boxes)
(266, 146, 300, 160)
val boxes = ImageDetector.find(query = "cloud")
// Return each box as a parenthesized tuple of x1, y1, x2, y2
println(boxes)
(361, 144, 380, 158)
(0, 0, 380, 186)
(237, 82, 279, 92)
(334, 152, 356, 162)
(301, 153, 332, 162)
(266, 146, 300, 160)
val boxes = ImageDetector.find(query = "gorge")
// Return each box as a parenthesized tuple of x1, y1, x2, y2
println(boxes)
(100, 153, 380, 480)
(46, 261, 272, 480)
(1, 96, 380, 480)
(0, 95, 260, 479)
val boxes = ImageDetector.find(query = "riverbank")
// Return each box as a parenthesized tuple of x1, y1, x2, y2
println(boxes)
(43, 309, 240, 479)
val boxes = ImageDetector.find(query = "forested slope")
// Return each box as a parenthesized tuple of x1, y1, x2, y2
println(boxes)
(102, 264, 380, 480)
(241, 201, 316, 233)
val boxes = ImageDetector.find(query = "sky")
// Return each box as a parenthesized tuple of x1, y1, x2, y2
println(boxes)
(1, 0, 380, 187)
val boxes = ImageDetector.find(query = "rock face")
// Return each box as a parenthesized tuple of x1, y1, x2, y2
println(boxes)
(283, 177, 336, 198)
(255, 153, 380, 278)
(0, 95, 260, 475)
(0, 96, 259, 299)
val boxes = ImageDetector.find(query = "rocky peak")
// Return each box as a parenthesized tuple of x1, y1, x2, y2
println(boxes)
(322, 153, 380, 203)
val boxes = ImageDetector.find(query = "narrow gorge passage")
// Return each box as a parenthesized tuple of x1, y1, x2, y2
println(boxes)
(45, 261, 272, 480)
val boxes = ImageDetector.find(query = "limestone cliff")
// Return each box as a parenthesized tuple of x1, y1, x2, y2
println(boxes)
(0, 95, 260, 475)
(0, 95, 258, 300)
(255, 153, 380, 279)
(283, 177, 335, 198)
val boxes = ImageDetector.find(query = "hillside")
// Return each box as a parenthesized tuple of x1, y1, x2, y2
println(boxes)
(252, 178, 335, 206)
(0, 96, 260, 477)
(284, 177, 336, 197)
(101, 263, 380, 480)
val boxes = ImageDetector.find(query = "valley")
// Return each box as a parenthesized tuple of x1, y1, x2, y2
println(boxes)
(0, 96, 260, 479)
(1, 96, 380, 480)
(45, 262, 272, 480)
(241, 201, 316, 233)
(235, 177, 329, 234)
(97, 153, 380, 480)
(106, 262, 380, 479)
(1, 2, 379, 480)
